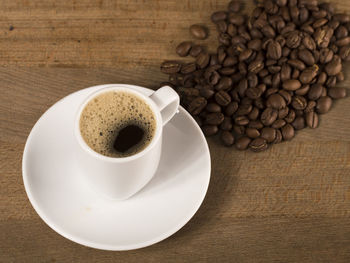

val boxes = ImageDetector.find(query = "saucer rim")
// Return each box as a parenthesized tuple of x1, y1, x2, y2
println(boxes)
(22, 84, 211, 251)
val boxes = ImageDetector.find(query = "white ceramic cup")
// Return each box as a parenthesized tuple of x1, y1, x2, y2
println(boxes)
(75, 85, 180, 200)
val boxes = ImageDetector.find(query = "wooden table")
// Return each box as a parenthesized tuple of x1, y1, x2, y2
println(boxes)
(1, 0, 350, 262)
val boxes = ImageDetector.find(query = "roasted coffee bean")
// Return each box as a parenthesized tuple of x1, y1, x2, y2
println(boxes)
(267, 41, 282, 60)
(304, 100, 316, 113)
(292, 116, 305, 130)
(266, 94, 286, 110)
(223, 56, 238, 67)
(281, 124, 295, 141)
(239, 48, 253, 61)
(333, 13, 350, 23)
(316, 96, 332, 114)
(235, 116, 249, 126)
(285, 109, 296, 123)
(181, 63, 196, 74)
(188, 97, 207, 115)
(286, 30, 302, 48)
(246, 107, 259, 121)
(220, 117, 233, 131)
(190, 45, 203, 57)
(300, 65, 318, 84)
(261, 107, 278, 126)
(215, 90, 231, 106)
(246, 128, 260, 139)
(292, 69, 300, 79)
(216, 20, 228, 33)
(206, 103, 221, 113)
(298, 49, 315, 66)
(336, 37, 350, 46)
(317, 72, 327, 85)
(176, 41, 192, 57)
(228, 0, 241, 12)
(336, 72, 345, 82)
(283, 79, 301, 91)
(272, 119, 286, 129)
(288, 59, 306, 71)
(248, 60, 264, 73)
(295, 85, 310, 96)
(308, 83, 323, 100)
(281, 64, 292, 81)
(236, 104, 253, 116)
(319, 48, 334, 64)
(196, 52, 210, 69)
(248, 39, 262, 51)
(206, 113, 225, 125)
(202, 125, 219, 136)
(303, 34, 316, 50)
(219, 33, 232, 46)
(221, 131, 235, 146)
(216, 77, 233, 91)
(306, 111, 319, 129)
(225, 102, 239, 116)
(233, 125, 245, 135)
(245, 86, 263, 100)
(272, 129, 283, 144)
(278, 90, 292, 106)
(328, 87, 347, 99)
(161, 61, 181, 74)
(278, 107, 289, 119)
(339, 46, 350, 61)
(247, 73, 258, 88)
(190, 24, 208, 40)
(248, 120, 264, 129)
(219, 67, 236, 75)
(291, 95, 307, 110)
(314, 26, 333, 48)
(249, 138, 268, 152)
(199, 87, 215, 99)
(235, 136, 251, 150)
(325, 56, 342, 76)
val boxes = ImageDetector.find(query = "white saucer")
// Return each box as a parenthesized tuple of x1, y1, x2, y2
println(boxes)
(22, 84, 211, 251)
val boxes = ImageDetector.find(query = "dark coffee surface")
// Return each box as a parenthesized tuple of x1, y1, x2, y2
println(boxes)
(80, 91, 156, 157)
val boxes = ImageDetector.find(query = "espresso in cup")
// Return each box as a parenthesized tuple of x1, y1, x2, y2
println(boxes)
(79, 91, 156, 158)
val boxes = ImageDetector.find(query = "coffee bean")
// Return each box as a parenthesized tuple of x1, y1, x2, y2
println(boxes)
(298, 49, 315, 66)
(283, 79, 301, 91)
(248, 120, 264, 129)
(248, 39, 262, 51)
(202, 125, 219, 136)
(196, 52, 210, 69)
(305, 111, 318, 129)
(219, 67, 236, 75)
(339, 46, 350, 61)
(249, 138, 268, 152)
(228, 13, 245, 26)
(216, 77, 233, 91)
(281, 64, 292, 81)
(190, 45, 203, 58)
(325, 56, 342, 76)
(248, 107, 260, 120)
(248, 60, 264, 73)
(246, 128, 260, 139)
(233, 125, 245, 135)
(328, 87, 347, 99)
(316, 96, 332, 114)
(211, 11, 227, 22)
(228, 0, 241, 12)
(267, 41, 282, 60)
(225, 101, 239, 116)
(295, 85, 310, 96)
(266, 94, 286, 110)
(215, 90, 231, 106)
(239, 48, 253, 61)
(336, 37, 350, 46)
(235, 116, 249, 126)
(278, 90, 292, 105)
(190, 25, 208, 40)
(272, 119, 286, 129)
(235, 136, 251, 150)
(246, 86, 263, 100)
(181, 62, 197, 74)
(188, 97, 207, 115)
(303, 34, 316, 50)
(206, 113, 225, 125)
(161, 61, 181, 74)
(308, 84, 323, 100)
(236, 104, 253, 116)
(281, 124, 295, 141)
(206, 103, 221, 113)
(199, 87, 215, 99)
(291, 95, 307, 110)
(286, 31, 302, 49)
(278, 107, 289, 119)
(333, 13, 350, 23)
(288, 59, 306, 71)
(176, 41, 192, 57)
(261, 127, 276, 143)
(285, 109, 296, 123)
(291, 116, 305, 130)
(272, 129, 283, 144)
(319, 48, 334, 64)
(305, 100, 316, 113)
(254, 98, 265, 110)
(220, 117, 233, 131)
(261, 107, 278, 126)
(221, 131, 235, 146)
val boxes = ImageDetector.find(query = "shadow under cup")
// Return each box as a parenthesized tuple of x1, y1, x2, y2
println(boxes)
(74, 86, 165, 200)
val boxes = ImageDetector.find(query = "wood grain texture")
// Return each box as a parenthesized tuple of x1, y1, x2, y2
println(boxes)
(1, 0, 350, 262)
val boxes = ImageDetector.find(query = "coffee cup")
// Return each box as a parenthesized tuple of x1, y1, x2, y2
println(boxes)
(75, 85, 180, 200)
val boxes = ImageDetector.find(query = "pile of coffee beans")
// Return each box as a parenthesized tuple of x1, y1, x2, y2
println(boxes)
(160, 0, 349, 152)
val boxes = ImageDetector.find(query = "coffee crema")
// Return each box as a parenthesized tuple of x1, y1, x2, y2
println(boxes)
(79, 91, 156, 158)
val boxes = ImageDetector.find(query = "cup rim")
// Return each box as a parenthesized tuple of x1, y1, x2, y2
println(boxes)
(75, 86, 162, 163)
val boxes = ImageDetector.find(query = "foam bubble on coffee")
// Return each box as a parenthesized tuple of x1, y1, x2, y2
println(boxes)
(80, 91, 156, 157)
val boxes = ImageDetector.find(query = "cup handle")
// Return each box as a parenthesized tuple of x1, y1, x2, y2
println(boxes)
(149, 86, 180, 126)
